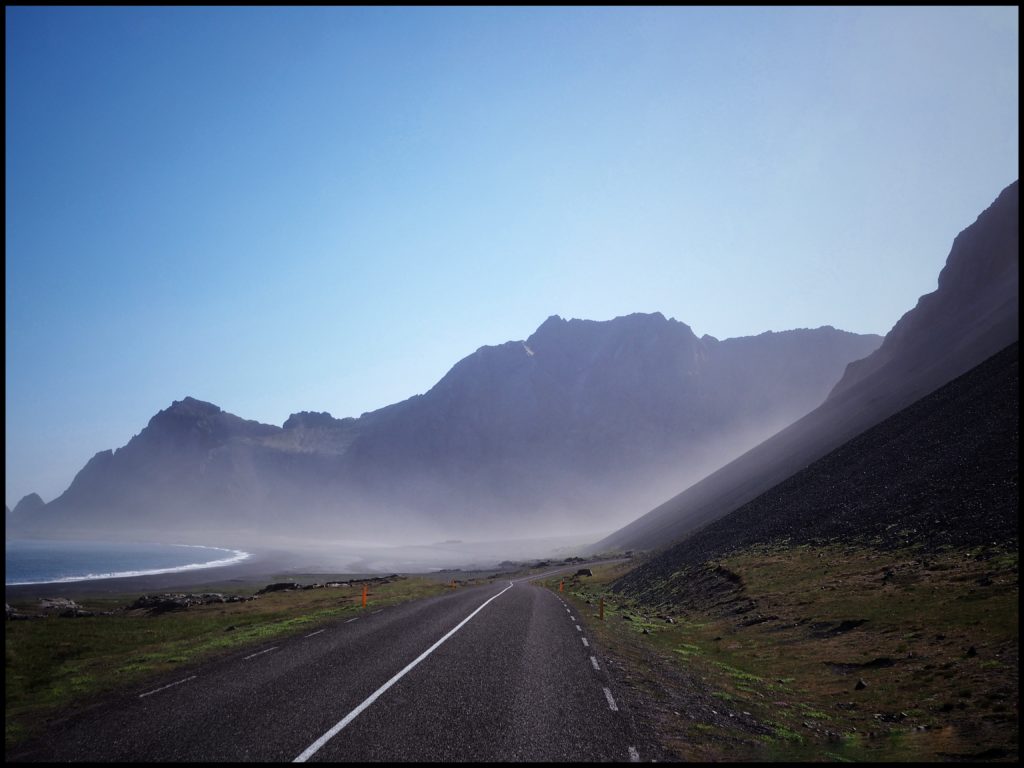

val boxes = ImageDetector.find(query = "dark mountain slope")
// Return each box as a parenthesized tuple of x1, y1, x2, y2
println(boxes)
(614, 341, 1018, 600)
(595, 179, 1019, 553)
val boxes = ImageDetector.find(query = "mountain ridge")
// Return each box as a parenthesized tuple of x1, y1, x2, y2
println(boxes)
(8, 315, 881, 544)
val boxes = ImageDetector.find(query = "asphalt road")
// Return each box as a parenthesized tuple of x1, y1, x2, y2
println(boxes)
(8, 574, 649, 762)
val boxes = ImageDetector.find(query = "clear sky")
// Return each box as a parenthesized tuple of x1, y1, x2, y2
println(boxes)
(5, 6, 1019, 506)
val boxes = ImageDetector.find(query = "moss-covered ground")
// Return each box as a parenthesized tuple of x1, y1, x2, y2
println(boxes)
(540, 543, 1018, 762)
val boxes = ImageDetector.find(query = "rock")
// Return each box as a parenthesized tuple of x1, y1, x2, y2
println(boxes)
(575, 568, 593, 577)
(257, 582, 300, 595)
(38, 597, 81, 613)
(664, 616, 675, 624)
(965, 645, 978, 657)
(855, 678, 868, 690)
(60, 608, 94, 618)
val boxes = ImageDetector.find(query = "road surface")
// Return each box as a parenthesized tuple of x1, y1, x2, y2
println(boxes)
(8, 574, 650, 762)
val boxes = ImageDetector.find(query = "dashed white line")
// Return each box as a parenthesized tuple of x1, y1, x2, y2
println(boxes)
(581, 637, 589, 647)
(345, 617, 359, 623)
(575, 624, 582, 632)
(305, 629, 326, 638)
(628, 746, 640, 762)
(590, 656, 600, 671)
(603, 687, 619, 711)
(139, 675, 196, 698)
(293, 582, 515, 762)
(244, 647, 278, 661)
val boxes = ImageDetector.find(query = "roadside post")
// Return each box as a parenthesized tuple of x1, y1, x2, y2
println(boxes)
(600, 596, 604, 620)
(559, 579, 564, 592)
(362, 584, 367, 608)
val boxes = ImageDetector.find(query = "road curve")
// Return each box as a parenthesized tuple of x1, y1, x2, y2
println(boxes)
(8, 577, 646, 762)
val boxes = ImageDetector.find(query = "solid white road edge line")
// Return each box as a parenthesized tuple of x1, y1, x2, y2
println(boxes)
(244, 647, 278, 661)
(293, 582, 516, 763)
(345, 617, 359, 623)
(603, 687, 619, 712)
(305, 629, 326, 638)
(139, 675, 196, 698)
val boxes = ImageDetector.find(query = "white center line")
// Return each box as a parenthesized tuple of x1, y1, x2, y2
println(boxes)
(590, 656, 600, 671)
(345, 617, 359, 623)
(294, 582, 515, 762)
(305, 629, 325, 638)
(628, 746, 640, 762)
(139, 675, 196, 698)
(244, 647, 278, 661)
(582, 637, 589, 647)
(604, 687, 619, 711)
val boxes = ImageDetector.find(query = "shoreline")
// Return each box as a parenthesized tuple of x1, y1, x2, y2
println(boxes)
(3, 548, 298, 601)
(5, 544, 253, 587)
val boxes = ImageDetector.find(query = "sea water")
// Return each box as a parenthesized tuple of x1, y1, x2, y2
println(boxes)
(4, 539, 251, 585)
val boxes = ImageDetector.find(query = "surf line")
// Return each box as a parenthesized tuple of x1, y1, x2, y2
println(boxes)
(294, 581, 515, 762)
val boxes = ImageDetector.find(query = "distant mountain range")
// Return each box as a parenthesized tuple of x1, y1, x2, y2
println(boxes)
(7, 316, 881, 545)
(595, 179, 1019, 553)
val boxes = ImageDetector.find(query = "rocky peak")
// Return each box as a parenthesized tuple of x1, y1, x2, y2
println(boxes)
(829, 179, 1019, 401)
(13, 492, 45, 515)
(163, 396, 223, 418)
(283, 411, 351, 430)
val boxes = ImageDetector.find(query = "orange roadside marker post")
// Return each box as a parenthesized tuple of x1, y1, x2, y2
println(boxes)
(559, 579, 564, 592)
(599, 596, 605, 620)
(362, 584, 367, 608)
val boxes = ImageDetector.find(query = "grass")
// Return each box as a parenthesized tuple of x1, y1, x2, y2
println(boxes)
(5, 576, 449, 750)
(540, 543, 1018, 762)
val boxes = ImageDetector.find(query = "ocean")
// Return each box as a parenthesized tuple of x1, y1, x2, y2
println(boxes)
(4, 539, 251, 585)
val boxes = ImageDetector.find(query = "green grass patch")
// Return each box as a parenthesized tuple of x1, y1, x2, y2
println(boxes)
(543, 543, 1018, 763)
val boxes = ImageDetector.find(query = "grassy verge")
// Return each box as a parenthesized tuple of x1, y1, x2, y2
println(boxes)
(5, 576, 448, 750)
(540, 544, 1018, 762)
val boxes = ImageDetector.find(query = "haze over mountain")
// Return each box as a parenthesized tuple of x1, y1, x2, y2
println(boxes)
(615, 341, 1019, 602)
(596, 179, 1019, 553)
(7, 316, 880, 546)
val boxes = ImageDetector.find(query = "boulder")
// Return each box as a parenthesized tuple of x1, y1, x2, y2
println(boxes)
(257, 582, 300, 595)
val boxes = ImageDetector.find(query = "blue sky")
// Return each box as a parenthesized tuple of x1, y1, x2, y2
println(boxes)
(5, 7, 1019, 506)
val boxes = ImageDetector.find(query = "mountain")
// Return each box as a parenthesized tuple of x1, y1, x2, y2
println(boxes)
(8, 316, 880, 545)
(595, 179, 1019, 553)
(614, 341, 1019, 600)
(11, 493, 46, 517)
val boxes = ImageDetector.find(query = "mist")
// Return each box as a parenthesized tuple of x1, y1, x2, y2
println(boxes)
(6, 315, 882, 566)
